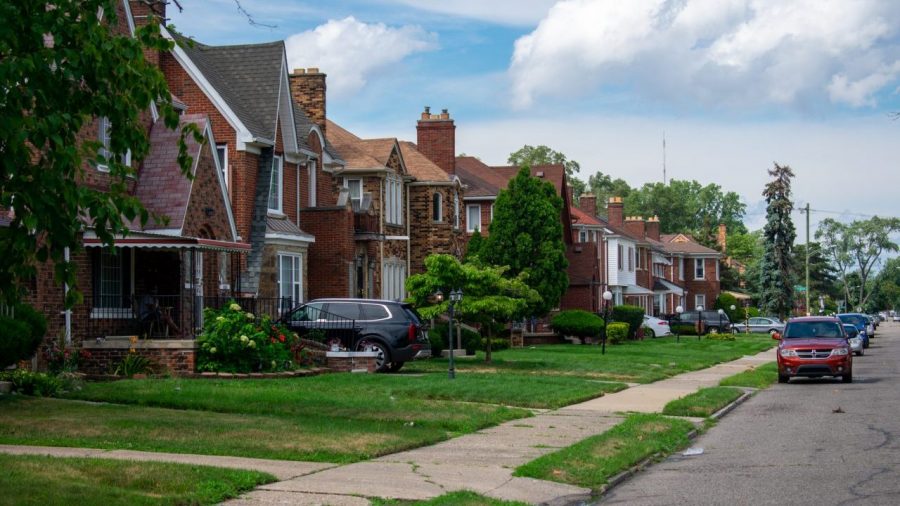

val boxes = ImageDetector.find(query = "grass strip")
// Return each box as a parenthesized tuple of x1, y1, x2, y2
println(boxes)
(372, 490, 529, 505)
(0, 453, 273, 506)
(662, 387, 744, 418)
(719, 362, 778, 389)
(513, 413, 694, 490)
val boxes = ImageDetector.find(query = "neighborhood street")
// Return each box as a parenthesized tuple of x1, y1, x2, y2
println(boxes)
(602, 323, 900, 506)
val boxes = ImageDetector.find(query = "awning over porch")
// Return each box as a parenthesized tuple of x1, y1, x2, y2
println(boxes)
(83, 231, 251, 253)
(653, 278, 685, 296)
(651, 252, 671, 265)
(624, 284, 654, 296)
(724, 290, 752, 301)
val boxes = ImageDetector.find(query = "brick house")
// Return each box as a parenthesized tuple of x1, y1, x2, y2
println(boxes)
(17, 1, 250, 373)
(659, 233, 722, 312)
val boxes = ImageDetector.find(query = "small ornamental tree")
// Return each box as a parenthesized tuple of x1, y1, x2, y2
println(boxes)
(714, 293, 742, 323)
(759, 163, 796, 319)
(482, 166, 568, 316)
(406, 254, 539, 362)
(551, 310, 605, 343)
(611, 305, 644, 339)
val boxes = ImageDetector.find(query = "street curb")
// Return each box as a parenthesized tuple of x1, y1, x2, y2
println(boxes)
(595, 389, 757, 500)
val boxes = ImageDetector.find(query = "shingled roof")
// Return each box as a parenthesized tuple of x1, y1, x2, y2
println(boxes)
(660, 233, 721, 255)
(398, 142, 451, 182)
(326, 120, 399, 171)
(177, 37, 284, 143)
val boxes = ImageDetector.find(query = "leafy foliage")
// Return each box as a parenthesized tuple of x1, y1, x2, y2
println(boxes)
(759, 164, 796, 319)
(713, 293, 742, 323)
(0, 369, 63, 397)
(0, 303, 47, 368)
(482, 167, 568, 316)
(0, 1, 199, 305)
(585, 172, 633, 217)
(605, 322, 630, 344)
(611, 304, 644, 339)
(197, 303, 296, 373)
(507, 144, 580, 178)
(464, 230, 485, 262)
(551, 310, 605, 338)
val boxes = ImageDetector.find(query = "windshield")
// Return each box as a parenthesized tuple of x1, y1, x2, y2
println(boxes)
(838, 315, 865, 326)
(784, 321, 844, 339)
(842, 325, 858, 337)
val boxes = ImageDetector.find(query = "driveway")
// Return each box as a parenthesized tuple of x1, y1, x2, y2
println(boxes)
(602, 323, 900, 505)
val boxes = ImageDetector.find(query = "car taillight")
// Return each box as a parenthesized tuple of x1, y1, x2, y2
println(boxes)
(408, 324, 417, 344)
(658, 322, 668, 326)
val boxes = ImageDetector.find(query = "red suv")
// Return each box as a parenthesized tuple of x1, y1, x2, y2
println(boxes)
(775, 317, 852, 384)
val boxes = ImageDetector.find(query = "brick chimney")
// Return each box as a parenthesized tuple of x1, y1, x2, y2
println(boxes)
(416, 106, 456, 176)
(607, 197, 624, 227)
(717, 223, 727, 252)
(646, 216, 660, 241)
(289, 68, 327, 137)
(579, 195, 597, 216)
(566, 187, 574, 208)
(129, 1, 166, 65)
(625, 216, 646, 239)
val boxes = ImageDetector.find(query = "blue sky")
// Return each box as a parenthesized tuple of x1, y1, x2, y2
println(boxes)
(171, 0, 900, 235)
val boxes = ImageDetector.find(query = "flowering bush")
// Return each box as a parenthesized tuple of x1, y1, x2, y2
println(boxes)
(196, 302, 297, 373)
(42, 338, 92, 375)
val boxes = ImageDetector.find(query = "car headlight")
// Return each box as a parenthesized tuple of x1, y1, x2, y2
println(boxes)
(780, 348, 798, 357)
(831, 348, 849, 356)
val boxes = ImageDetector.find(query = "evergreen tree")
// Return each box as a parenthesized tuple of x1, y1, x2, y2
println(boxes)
(482, 167, 568, 316)
(464, 230, 485, 263)
(759, 163, 796, 318)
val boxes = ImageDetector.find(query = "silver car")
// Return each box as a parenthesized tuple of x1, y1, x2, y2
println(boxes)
(843, 323, 864, 356)
(732, 317, 785, 335)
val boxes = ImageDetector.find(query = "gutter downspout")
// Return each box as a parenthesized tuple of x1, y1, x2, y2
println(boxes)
(406, 184, 411, 297)
(64, 247, 71, 346)
(379, 177, 384, 299)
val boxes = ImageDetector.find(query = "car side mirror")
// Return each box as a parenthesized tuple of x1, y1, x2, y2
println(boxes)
(772, 332, 782, 340)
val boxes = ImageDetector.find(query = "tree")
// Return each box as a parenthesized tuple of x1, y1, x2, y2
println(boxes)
(759, 164, 796, 319)
(586, 172, 632, 217)
(815, 216, 900, 308)
(507, 145, 580, 179)
(406, 254, 539, 362)
(464, 230, 485, 263)
(482, 167, 568, 316)
(0, 1, 196, 305)
(790, 242, 839, 302)
(624, 180, 747, 243)
(870, 257, 900, 310)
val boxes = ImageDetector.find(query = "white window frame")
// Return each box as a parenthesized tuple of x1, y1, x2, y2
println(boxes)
(218, 252, 230, 290)
(432, 192, 442, 222)
(454, 191, 460, 229)
(579, 230, 587, 243)
(381, 258, 406, 301)
(268, 155, 283, 213)
(308, 159, 317, 207)
(695, 258, 705, 280)
(695, 294, 706, 310)
(679, 257, 685, 281)
(466, 204, 482, 233)
(345, 178, 363, 209)
(277, 253, 303, 304)
(216, 143, 228, 189)
(97, 117, 111, 172)
(628, 247, 634, 272)
(618, 244, 624, 270)
(385, 175, 403, 226)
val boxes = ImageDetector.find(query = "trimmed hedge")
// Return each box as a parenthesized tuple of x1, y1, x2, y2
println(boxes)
(551, 310, 605, 339)
(606, 322, 630, 344)
(612, 304, 644, 339)
(0, 303, 47, 368)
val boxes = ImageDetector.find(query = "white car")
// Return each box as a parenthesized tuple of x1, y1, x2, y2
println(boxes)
(642, 315, 672, 337)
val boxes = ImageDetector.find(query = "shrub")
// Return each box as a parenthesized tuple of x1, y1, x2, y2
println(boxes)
(747, 307, 761, 318)
(611, 305, 644, 339)
(42, 338, 92, 375)
(706, 332, 736, 341)
(113, 353, 154, 377)
(429, 322, 483, 355)
(481, 337, 510, 352)
(551, 310, 605, 340)
(714, 294, 743, 322)
(606, 322, 630, 344)
(0, 303, 47, 369)
(196, 302, 295, 373)
(0, 369, 63, 397)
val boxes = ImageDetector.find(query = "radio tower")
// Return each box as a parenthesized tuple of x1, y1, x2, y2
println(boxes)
(662, 132, 667, 184)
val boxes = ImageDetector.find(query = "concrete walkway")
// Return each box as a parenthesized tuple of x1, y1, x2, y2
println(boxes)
(1, 347, 775, 505)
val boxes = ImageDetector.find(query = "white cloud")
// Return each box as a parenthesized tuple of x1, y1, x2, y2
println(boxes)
(285, 16, 437, 98)
(509, 0, 900, 110)
(387, 0, 557, 26)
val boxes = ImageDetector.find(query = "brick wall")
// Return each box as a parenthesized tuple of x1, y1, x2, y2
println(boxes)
(408, 185, 464, 275)
(289, 70, 326, 133)
(81, 337, 197, 376)
(684, 257, 721, 310)
(416, 110, 456, 176)
(303, 207, 354, 299)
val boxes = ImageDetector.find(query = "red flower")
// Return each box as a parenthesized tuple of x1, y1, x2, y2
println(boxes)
(270, 337, 276, 344)
(278, 334, 285, 342)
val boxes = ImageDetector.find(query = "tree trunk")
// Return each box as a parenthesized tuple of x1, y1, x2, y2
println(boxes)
(485, 324, 493, 363)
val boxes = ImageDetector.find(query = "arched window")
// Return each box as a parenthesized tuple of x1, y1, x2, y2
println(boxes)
(432, 192, 442, 222)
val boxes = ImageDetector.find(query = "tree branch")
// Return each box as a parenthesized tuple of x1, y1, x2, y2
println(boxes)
(233, 0, 277, 28)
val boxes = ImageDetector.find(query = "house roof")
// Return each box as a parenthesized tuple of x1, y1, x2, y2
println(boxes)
(660, 233, 721, 255)
(570, 206, 604, 227)
(132, 114, 209, 232)
(266, 215, 314, 242)
(455, 156, 506, 197)
(326, 120, 399, 171)
(177, 37, 284, 143)
(398, 142, 451, 182)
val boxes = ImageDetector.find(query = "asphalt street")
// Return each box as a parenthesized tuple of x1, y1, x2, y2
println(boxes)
(601, 321, 900, 506)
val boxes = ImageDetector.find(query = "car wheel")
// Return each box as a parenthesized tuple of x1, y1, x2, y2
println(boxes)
(644, 328, 655, 338)
(842, 372, 853, 383)
(778, 374, 789, 384)
(358, 339, 391, 373)
(769, 329, 778, 336)
(387, 361, 404, 373)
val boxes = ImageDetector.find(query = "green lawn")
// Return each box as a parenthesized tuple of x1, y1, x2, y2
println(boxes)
(0, 454, 273, 506)
(373, 491, 529, 506)
(662, 386, 744, 418)
(406, 335, 776, 383)
(514, 413, 695, 490)
(719, 362, 778, 389)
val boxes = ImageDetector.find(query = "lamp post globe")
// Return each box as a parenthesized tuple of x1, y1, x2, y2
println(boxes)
(600, 290, 613, 354)
(674, 305, 684, 342)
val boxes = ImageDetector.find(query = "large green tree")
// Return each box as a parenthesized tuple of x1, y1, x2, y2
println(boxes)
(870, 257, 900, 311)
(406, 254, 539, 362)
(586, 172, 633, 217)
(482, 167, 568, 316)
(507, 145, 585, 198)
(758, 164, 796, 318)
(815, 216, 900, 308)
(0, 0, 195, 305)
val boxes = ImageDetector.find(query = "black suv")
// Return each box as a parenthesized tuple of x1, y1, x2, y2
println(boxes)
(281, 298, 430, 372)
(670, 310, 733, 335)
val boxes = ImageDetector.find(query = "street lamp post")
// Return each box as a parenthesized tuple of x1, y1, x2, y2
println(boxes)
(675, 305, 684, 343)
(600, 290, 613, 354)
(434, 289, 463, 379)
(697, 304, 704, 340)
(717, 308, 725, 334)
(729, 304, 737, 334)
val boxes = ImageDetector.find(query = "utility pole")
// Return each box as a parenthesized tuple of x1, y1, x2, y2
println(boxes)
(805, 203, 810, 316)
(662, 132, 667, 184)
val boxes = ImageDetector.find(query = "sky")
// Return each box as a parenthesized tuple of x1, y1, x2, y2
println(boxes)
(170, 0, 900, 235)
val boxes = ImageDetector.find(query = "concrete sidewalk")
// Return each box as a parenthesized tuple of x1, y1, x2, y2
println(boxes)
(1, 347, 775, 505)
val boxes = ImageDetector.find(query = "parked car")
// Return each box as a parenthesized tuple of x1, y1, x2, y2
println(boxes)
(670, 310, 733, 335)
(776, 316, 852, 384)
(894, 314, 900, 323)
(837, 313, 870, 349)
(842, 324, 864, 356)
(281, 298, 431, 372)
(732, 316, 785, 335)
(642, 315, 672, 337)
